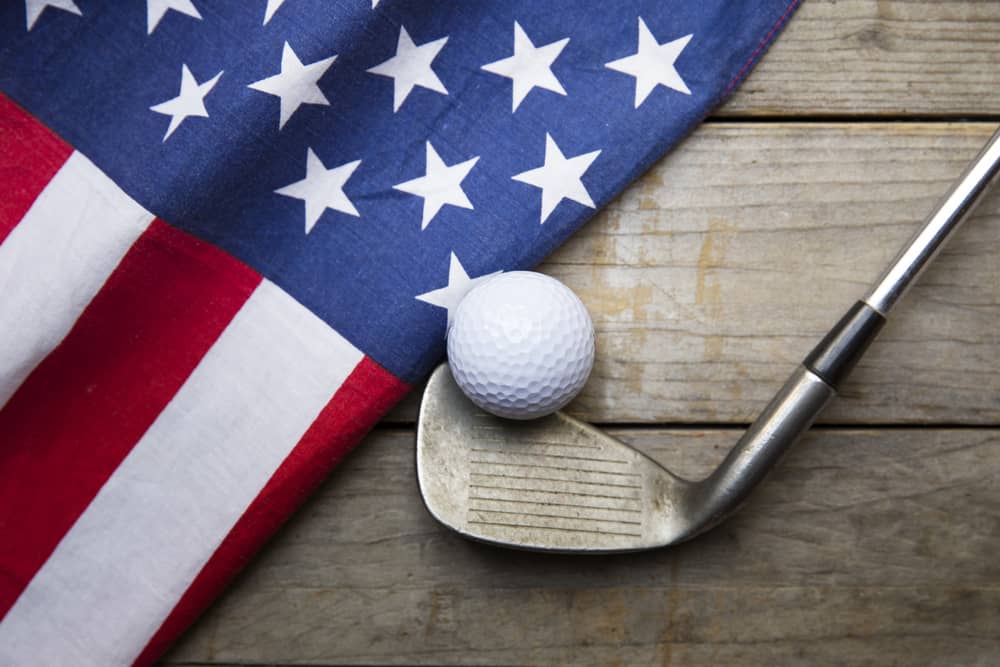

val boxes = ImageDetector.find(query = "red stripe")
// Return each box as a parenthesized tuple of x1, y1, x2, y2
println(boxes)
(0, 219, 261, 619)
(0, 93, 73, 244)
(134, 357, 410, 666)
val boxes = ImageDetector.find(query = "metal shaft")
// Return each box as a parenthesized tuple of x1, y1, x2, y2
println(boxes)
(865, 128, 1000, 316)
(687, 126, 1000, 538)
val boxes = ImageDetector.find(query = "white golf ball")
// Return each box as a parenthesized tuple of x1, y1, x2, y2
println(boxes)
(447, 271, 595, 420)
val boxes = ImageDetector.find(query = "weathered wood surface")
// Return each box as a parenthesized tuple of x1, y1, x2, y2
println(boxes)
(720, 0, 1000, 117)
(165, 427, 1000, 666)
(384, 122, 1000, 425)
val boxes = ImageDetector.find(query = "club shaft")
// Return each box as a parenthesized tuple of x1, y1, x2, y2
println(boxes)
(694, 127, 1000, 536)
(805, 126, 1000, 391)
(865, 127, 1000, 316)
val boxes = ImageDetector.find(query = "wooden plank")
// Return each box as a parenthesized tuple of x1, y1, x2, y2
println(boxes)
(164, 426, 1000, 666)
(384, 122, 1000, 425)
(721, 0, 1000, 117)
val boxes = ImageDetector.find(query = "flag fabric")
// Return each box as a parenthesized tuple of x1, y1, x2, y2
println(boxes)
(0, 1, 800, 664)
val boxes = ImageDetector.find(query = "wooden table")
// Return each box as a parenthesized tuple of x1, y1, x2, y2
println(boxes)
(164, 3, 1000, 665)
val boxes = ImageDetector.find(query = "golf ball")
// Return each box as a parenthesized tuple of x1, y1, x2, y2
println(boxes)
(447, 271, 595, 420)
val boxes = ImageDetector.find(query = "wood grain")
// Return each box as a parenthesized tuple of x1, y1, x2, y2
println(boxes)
(721, 0, 1000, 117)
(383, 122, 1000, 425)
(164, 426, 1000, 666)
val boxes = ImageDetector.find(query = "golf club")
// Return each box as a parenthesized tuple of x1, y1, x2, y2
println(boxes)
(416, 127, 1000, 553)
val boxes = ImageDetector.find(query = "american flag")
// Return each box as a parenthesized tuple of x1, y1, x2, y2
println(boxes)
(0, 1, 799, 664)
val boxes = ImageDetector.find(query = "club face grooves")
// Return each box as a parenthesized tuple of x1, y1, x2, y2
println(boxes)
(416, 364, 695, 553)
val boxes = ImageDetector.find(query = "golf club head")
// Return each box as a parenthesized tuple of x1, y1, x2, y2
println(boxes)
(416, 364, 698, 553)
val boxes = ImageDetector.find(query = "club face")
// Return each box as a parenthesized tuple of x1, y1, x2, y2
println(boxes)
(416, 364, 697, 553)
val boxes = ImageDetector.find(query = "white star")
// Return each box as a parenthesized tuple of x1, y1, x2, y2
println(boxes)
(263, 0, 285, 25)
(24, 0, 81, 31)
(146, 0, 201, 35)
(605, 17, 692, 108)
(248, 42, 337, 129)
(512, 133, 601, 225)
(394, 142, 479, 230)
(150, 64, 222, 141)
(367, 26, 448, 113)
(415, 253, 502, 330)
(371, 0, 379, 7)
(275, 148, 361, 234)
(482, 21, 569, 112)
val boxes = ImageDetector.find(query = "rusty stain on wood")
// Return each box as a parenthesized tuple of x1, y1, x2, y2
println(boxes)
(696, 218, 734, 366)
(658, 557, 681, 667)
(424, 589, 456, 638)
(694, 217, 732, 309)
(571, 588, 627, 647)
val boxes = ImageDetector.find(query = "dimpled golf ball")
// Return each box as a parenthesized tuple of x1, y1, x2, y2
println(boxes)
(447, 271, 595, 420)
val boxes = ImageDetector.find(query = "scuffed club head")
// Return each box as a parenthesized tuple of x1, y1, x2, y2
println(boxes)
(416, 364, 696, 553)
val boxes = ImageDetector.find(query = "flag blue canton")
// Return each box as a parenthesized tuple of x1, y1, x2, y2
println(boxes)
(0, 0, 797, 383)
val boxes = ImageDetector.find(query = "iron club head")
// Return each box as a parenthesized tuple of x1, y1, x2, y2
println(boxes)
(416, 362, 833, 553)
(416, 363, 695, 552)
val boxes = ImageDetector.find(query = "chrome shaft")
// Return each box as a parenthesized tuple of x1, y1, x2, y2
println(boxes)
(687, 126, 1000, 538)
(865, 128, 1000, 316)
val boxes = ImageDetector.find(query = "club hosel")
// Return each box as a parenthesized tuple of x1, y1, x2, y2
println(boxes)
(803, 300, 887, 392)
(685, 365, 835, 538)
(686, 300, 887, 536)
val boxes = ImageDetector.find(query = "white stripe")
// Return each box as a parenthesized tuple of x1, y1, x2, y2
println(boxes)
(0, 280, 364, 666)
(0, 152, 154, 406)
